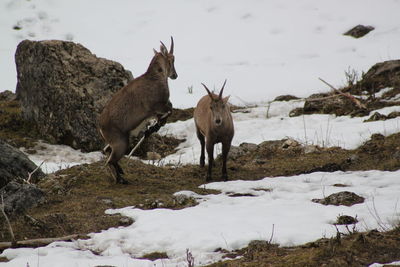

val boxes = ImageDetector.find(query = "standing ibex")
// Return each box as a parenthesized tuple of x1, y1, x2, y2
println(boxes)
(99, 37, 177, 184)
(194, 80, 234, 181)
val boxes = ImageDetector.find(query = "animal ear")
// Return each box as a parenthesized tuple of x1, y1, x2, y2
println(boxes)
(153, 48, 158, 55)
(160, 41, 168, 56)
(223, 95, 230, 104)
(201, 83, 213, 98)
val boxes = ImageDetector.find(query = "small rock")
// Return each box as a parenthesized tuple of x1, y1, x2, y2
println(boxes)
(118, 217, 134, 226)
(303, 145, 319, 154)
(274, 95, 300, 101)
(98, 198, 113, 206)
(312, 191, 365, 206)
(289, 107, 304, 117)
(387, 111, 400, 119)
(239, 142, 258, 152)
(146, 151, 162, 161)
(344, 25, 374, 38)
(364, 112, 387, 122)
(335, 215, 358, 225)
(282, 138, 300, 149)
(370, 133, 385, 141)
(173, 194, 197, 207)
(347, 154, 359, 163)
(0, 90, 17, 101)
(253, 159, 266, 165)
(332, 184, 349, 188)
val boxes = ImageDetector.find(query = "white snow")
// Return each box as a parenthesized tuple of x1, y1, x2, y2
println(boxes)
(1, 170, 400, 266)
(1, 0, 400, 108)
(21, 141, 103, 174)
(1, 0, 400, 266)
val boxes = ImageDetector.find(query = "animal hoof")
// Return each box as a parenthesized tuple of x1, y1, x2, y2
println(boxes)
(117, 177, 130, 184)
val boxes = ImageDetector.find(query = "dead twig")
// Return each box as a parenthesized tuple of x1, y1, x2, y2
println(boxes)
(26, 160, 45, 184)
(186, 248, 195, 267)
(319, 78, 366, 109)
(0, 194, 16, 247)
(268, 224, 275, 244)
(0, 234, 83, 251)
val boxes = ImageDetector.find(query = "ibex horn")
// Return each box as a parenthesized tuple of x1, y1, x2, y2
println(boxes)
(170, 36, 174, 54)
(219, 79, 227, 99)
(201, 83, 213, 98)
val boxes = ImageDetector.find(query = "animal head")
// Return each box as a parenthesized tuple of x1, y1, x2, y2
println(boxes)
(153, 36, 178, 80)
(201, 79, 230, 127)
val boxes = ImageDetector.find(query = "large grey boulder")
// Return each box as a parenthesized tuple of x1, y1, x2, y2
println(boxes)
(0, 140, 44, 189)
(15, 40, 133, 152)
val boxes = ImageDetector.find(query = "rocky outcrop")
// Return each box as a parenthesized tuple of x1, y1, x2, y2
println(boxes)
(0, 140, 44, 188)
(360, 60, 400, 94)
(0, 91, 16, 102)
(15, 40, 133, 152)
(0, 181, 44, 216)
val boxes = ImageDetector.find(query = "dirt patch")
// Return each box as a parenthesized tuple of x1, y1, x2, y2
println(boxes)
(208, 228, 400, 267)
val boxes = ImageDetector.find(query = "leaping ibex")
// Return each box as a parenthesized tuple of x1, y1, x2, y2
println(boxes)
(99, 37, 177, 184)
(194, 80, 234, 181)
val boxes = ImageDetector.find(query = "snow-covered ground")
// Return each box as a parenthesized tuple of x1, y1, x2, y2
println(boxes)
(1, 169, 400, 266)
(21, 141, 103, 174)
(1, 0, 400, 108)
(1, 0, 400, 266)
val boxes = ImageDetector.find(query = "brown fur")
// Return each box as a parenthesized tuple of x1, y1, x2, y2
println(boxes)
(99, 38, 177, 183)
(193, 80, 234, 181)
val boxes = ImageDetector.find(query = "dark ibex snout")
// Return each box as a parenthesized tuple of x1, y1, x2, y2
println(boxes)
(215, 118, 222, 125)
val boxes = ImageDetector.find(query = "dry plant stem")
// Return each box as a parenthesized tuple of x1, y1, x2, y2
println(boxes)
(318, 77, 367, 109)
(0, 194, 16, 247)
(26, 160, 45, 184)
(186, 248, 194, 267)
(268, 224, 275, 244)
(0, 234, 82, 250)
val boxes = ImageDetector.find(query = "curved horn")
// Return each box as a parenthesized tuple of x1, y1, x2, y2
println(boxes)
(201, 83, 213, 98)
(170, 36, 174, 54)
(219, 79, 227, 99)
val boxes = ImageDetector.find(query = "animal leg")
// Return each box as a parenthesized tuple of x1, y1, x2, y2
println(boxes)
(107, 136, 129, 184)
(206, 141, 214, 182)
(196, 128, 205, 167)
(221, 142, 231, 181)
